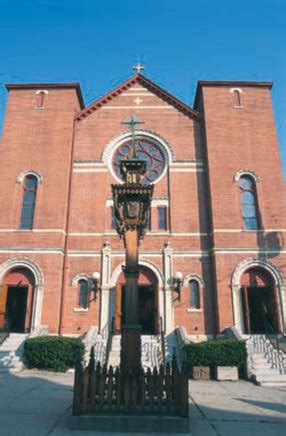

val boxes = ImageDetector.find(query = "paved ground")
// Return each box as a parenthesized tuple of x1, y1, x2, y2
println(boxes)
(1, 370, 286, 435)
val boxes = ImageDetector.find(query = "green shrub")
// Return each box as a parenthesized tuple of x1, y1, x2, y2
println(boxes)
(183, 340, 247, 378)
(24, 336, 85, 372)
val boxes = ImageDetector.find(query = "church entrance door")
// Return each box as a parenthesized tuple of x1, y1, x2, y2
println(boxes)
(114, 266, 158, 334)
(241, 268, 280, 334)
(0, 268, 35, 333)
(5, 286, 28, 333)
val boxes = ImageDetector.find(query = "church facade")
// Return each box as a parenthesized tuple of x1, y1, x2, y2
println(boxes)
(0, 73, 286, 340)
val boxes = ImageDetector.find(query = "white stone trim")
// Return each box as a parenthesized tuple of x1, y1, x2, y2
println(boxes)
(73, 169, 108, 173)
(35, 90, 49, 95)
(234, 169, 260, 183)
(121, 93, 151, 96)
(151, 199, 169, 207)
(102, 129, 174, 185)
(71, 273, 90, 287)
(125, 87, 150, 92)
(110, 259, 164, 288)
(214, 229, 286, 233)
(214, 249, 286, 254)
(230, 87, 243, 93)
(68, 231, 208, 237)
(0, 229, 66, 234)
(73, 307, 88, 313)
(16, 170, 43, 184)
(171, 160, 204, 166)
(170, 168, 204, 173)
(0, 248, 63, 254)
(101, 106, 174, 110)
(184, 273, 204, 288)
(0, 257, 44, 330)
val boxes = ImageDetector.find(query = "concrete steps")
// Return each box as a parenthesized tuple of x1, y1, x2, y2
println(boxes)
(107, 335, 161, 369)
(247, 337, 286, 386)
(0, 333, 29, 372)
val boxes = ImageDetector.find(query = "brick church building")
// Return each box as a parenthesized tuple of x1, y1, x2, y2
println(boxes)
(0, 71, 286, 341)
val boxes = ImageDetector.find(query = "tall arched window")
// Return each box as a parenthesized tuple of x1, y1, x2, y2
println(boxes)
(189, 280, 200, 309)
(20, 175, 38, 229)
(239, 175, 259, 230)
(78, 279, 89, 309)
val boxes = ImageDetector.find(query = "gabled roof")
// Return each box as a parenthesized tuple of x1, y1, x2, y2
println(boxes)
(75, 74, 201, 121)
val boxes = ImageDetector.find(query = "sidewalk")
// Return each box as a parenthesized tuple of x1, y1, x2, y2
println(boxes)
(0, 370, 286, 435)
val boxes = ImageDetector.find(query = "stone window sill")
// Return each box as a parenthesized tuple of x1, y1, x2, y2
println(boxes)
(187, 308, 202, 313)
(73, 307, 88, 313)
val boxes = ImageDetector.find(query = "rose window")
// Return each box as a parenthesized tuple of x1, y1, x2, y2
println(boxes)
(112, 139, 166, 183)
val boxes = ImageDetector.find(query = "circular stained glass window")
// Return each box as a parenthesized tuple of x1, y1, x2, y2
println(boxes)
(112, 139, 166, 183)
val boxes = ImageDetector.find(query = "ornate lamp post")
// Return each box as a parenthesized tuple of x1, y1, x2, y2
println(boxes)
(112, 115, 153, 375)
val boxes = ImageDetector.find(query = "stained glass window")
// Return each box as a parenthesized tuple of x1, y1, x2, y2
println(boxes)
(189, 280, 200, 308)
(239, 175, 259, 230)
(111, 206, 116, 229)
(158, 207, 167, 230)
(112, 139, 166, 184)
(20, 175, 38, 230)
(79, 280, 89, 309)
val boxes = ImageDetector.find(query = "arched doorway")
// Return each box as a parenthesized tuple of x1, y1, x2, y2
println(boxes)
(240, 267, 280, 333)
(114, 265, 159, 334)
(0, 268, 35, 333)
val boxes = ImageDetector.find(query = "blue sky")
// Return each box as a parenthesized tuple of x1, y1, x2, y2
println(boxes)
(0, 0, 285, 178)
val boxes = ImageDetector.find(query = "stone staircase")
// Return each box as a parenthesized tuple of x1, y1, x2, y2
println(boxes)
(107, 334, 163, 369)
(0, 333, 29, 373)
(247, 335, 286, 386)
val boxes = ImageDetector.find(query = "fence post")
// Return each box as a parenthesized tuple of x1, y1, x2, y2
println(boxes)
(73, 354, 84, 415)
(179, 359, 189, 418)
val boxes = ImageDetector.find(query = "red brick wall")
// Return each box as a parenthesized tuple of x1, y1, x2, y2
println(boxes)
(0, 86, 81, 333)
(198, 84, 286, 332)
(1, 78, 285, 337)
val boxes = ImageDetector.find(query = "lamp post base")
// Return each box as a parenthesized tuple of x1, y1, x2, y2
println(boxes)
(120, 324, 142, 375)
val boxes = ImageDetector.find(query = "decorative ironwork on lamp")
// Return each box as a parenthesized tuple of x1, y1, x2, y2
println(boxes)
(112, 116, 153, 240)
(90, 271, 100, 300)
(173, 271, 184, 302)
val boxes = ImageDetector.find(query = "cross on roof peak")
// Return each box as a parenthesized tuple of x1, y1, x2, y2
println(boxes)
(132, 63, 145, 74)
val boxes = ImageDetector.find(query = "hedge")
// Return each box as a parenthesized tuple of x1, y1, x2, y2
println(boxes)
(183, 340, 247, 378)
(24, 336, 85, 372)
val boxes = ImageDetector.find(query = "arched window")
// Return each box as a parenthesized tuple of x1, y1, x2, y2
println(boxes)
(78, 279, 89, 309)
(20, 175, 38, 229)
(189, 280, 200, 309)
(231, 88, 243, 108)
(239, 175, 259, 230)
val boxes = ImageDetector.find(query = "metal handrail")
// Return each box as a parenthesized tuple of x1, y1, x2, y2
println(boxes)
(104, 317, 115, 367)
(159, 316, 166, 365)
(263, 319, 286, 374)
(99, 319, 109, 341)
(250, 332, 286, 375)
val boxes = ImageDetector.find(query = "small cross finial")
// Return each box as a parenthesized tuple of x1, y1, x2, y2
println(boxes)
(122, 115, 144, 158)
(133, 62, 145, 74)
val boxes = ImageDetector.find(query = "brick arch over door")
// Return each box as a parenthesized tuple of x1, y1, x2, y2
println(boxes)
(117, 265, 159, 286)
